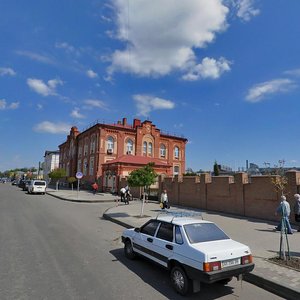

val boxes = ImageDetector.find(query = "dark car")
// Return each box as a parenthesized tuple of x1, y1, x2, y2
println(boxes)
(18, 180, 31, 191)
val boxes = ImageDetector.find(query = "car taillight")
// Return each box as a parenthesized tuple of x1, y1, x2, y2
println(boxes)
(203, 261, 221, 272)
(241, 255, 253, 265)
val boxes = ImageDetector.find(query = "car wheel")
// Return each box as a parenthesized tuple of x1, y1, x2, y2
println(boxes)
(170, 265, 191, 296)
(124, 240, 136, 260)
(217, 277, 233, 285)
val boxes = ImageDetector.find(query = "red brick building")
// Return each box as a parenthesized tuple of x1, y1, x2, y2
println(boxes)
(58, 117, 187, 191)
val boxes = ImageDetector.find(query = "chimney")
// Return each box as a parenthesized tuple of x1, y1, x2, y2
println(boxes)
(133, 118, 141, 128)
(122, 117, 127, 126)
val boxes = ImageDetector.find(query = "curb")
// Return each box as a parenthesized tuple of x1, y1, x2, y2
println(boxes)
(46, 192, 116, 203)
(244, 272, 299, 300)
(103, 208, 134, 229)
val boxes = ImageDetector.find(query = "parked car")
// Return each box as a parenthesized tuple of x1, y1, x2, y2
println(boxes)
(27, 180, 47, 195)
(122, 212, 254, 296)
(19, 179, 31, 191)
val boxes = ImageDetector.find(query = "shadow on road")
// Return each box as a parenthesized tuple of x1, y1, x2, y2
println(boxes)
(110, 248, 236, 299)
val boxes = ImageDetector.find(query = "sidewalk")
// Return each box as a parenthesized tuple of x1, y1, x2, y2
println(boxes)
(47, 189, 300, 300)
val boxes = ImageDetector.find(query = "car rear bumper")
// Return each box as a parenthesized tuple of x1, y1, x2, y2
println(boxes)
(184, 263, 255, 283)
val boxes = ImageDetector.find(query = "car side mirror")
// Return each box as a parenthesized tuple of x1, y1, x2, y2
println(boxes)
(134, 228, 140, 233)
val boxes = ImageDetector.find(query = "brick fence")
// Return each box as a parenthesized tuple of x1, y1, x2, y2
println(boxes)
(158, 171, 300, 222)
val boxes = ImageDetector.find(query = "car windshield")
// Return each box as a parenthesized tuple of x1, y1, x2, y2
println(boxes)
(183, 223, 230, 244)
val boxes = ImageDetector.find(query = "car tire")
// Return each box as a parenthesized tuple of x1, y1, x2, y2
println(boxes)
(124, 240, 136, 260)
(170, 265, 191, 296)
(217, 277, 233, 285)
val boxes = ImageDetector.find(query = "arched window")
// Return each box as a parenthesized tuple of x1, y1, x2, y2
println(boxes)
(126, 139, 133, 154)
(174, 165, 179, 175)
(174, 146, 179, 159)
(107, 136, 114, 150)
(160, 144, 166, 157)
(143, 141, 147, 155)
(148, 142, 153, 156)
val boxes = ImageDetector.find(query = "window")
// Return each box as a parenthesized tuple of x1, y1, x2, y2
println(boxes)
(77, 160, 82, 172)
(126, 139, 133, 153)
(160, 144, 166, 157)
(175, 226, 184, 244)
(89, 157, 94, 175)
(143, 141, 147, 155)
(78, 145, 82, 157)
(184, 223, 229, 244)
(141, 220, 159, 236)
(83, 159, 88, 175)
(107, 136, 114, 150)
(174, 166, 179, 175)
(148, 142, 153, 156)
(157, 222, 173, 242)
(84, 144, 88, 156)
(90, 137, 96, 154)
(174, 146, 179, 159)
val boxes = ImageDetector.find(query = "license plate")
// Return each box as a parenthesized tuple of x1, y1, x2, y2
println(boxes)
(222, 258, 240, 268)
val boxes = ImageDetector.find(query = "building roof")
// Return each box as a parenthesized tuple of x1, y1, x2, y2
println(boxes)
(44, 150, 60, 157)
(103, 155, 172, 167)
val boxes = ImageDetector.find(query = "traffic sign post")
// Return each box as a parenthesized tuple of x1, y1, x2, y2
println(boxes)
(76, 172, 83, 199)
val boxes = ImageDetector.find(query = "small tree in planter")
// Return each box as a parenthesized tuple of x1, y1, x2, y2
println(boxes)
(48, 168, 67, 190)
(270, 160, 290, 260)
(67, 176, 77, 191)
(127, 163, 157, 217)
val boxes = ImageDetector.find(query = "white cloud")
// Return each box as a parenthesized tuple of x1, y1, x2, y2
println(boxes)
(182, 57, 231, 81)
(86, 69, 98, 78)
(234, 0, 260, 22)
(108, 0, 229, 77)
(0, 99, 20, 110)
(83, 99, 108, 110)
(0, 67, 16, 76)
(55, 42, 81, 57)
(70, 107, 85, 119)
(246, 79, 297, 103)
(27, 78, 63, 96)
(16, 50, 55, 65)
(33, 121, 71, 134)
(133, 94, 175, 116)
(284, 69, 300, 77)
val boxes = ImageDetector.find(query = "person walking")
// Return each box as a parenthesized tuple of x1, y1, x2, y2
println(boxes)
(293, 193, 300, 232)
(160, 189, 169, 209)
(120, 187, 126, 202)
(92, 182, 98, 195)
(275, 195, 293, 234)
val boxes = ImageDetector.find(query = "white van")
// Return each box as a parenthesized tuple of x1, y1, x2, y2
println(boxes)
(27, 180, 47, 194)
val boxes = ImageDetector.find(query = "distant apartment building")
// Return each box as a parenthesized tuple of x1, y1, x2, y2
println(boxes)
(43, 150, 60, 182)
(58, 117, 188, 191)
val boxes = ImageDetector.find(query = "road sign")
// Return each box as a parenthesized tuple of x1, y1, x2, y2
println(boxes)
(76, 172, 83, 179)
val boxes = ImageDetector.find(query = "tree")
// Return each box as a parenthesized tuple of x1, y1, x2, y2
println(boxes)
(48, 168, 67, 190)
(213, 161, 220, 176)
(67, 176, 77, 191)
(127, 163, 157, 216)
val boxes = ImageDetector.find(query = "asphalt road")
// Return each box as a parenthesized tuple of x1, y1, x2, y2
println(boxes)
(0, 184, 283, 300)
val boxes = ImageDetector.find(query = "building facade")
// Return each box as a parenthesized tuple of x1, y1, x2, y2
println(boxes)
(43, 150, 60, 182)
(58, 117, 187, 191)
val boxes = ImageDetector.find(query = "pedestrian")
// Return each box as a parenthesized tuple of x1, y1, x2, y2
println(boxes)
(120, 187, 126, 202)
(92, 182, 98, 195)
(160, 189, 169, 209)
(275, 195, 293, 234)
(124, 186, 131, 205)
(293, 193, 300, 232)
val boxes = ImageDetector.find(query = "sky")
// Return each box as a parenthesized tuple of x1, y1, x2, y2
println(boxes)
(1, 0, 300, 172)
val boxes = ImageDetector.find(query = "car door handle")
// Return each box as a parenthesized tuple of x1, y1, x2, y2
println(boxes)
(147, 238, 153, 243)
(166, 244, 173, 250)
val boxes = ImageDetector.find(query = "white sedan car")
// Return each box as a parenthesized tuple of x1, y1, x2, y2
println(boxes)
(122, 213, 254, 296)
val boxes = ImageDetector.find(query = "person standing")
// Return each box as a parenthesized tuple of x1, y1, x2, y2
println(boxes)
(293, 193, 300, 232)
(275, 195, 293, 234)
(160, 189, 169, 209)
(92, 182, 98, 195)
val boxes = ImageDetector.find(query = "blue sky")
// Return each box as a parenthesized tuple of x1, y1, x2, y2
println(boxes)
(1, 0, 300, 172)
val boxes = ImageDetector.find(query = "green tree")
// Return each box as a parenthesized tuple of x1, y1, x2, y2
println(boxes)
(127, 163, 157, 216)
(67, 176, 77, 191)
(213, 161, 220, 176)
(49, 168, 67, 190)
